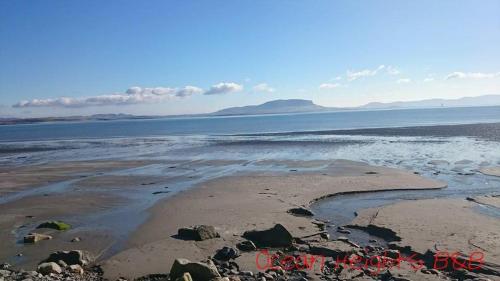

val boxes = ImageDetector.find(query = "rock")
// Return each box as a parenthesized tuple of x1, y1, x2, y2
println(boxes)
(0, 270, 11, 277)
(42, 250, 92, 266)
(175, 272, 193, 281)
(37, 262, 62, 275)
(242, 224, 293, 247)
(169, 258, 220, 280)
(308, 241, 357, 258)
(71, 237, 81, 242)
(57, 260, 67, 268)
(36, 221, 71, 231)
(67, 264, 84, 275)
(214, 247, 240, 261)
(337, 226, 351, 234)
(239, 271, 253, 277)
(0, 264, 11, 270)
(236, 240, 257, 251)
(287, 207, 314, 217)
(384, 249, 400, 259)
(23, 233, 52, 243)
(320, 232, 330, 240)
(177, 225, 220, 241)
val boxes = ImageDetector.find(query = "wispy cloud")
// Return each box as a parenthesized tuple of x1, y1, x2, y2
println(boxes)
(423, 77, 435, 82)
(386, 66, 400, 75)
(445, 71, 500, 80)
(345, 64, 402, 81)
(14, 85, 206, 108)
(397, 78, 411, 84)
(253, 83, 275, 93)
(319, 83, 341, 90)
(203, 82, 243, 95)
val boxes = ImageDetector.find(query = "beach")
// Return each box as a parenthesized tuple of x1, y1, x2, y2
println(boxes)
(0, 120, 499, 281)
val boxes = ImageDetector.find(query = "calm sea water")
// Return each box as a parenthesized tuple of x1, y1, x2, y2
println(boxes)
(1, 106, 500, 141)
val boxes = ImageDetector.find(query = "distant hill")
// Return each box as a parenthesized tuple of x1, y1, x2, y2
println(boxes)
(361, 95, 500, 109)
(212, 99, 337, 116)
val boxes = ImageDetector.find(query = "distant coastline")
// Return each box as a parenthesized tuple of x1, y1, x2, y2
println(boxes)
(2, 94, 500, 125)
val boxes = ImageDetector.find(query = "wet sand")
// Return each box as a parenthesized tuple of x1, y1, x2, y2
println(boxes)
(102, 160, 446, 279)
(481, 166, 500, 177)
(351, 198, 500, 277)
(0, 160, 156, 196)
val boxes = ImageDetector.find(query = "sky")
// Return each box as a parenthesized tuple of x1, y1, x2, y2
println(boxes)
(1, 0, 499, 117)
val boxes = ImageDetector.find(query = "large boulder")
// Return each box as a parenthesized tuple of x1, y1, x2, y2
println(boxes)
(243, 224, 293, 247)
(42, 250, 92, 266)
(23, 233, 52, 244)
(177, 225, 220, 241)
(37, 262, 62, 275)
(170, 258, 220, 280)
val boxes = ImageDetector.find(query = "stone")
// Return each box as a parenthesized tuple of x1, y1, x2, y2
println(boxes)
(57, 260, 67, 268)
(67, 265, 84, 275)
(308, 241, 357, 258)
(71, 237, 81, 242)
(37, 262, 62, 275)
(236, 240, 257, 251)
(287, 207, 314, 217)
(177, 225, 220, 241)
(42, 250, 92, 266)
(0, 270, 10, 277)
(36, 221, 71, 231)
(169, 258, 220, 281)
(242, 224, 293, 247)
(23, 233, 52, 244)
(214, 247, 240, 261)
(384, 249, 400, 259)
(175, 273, 193, 281)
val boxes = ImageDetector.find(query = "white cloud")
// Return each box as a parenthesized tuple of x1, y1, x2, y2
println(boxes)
(334, 76, 342, 80)
(423, 77, 435, 82)
(445, 71, 500, 80)
(253, 83, 275, 93)
(397, 78, 411, 84)
(204, 82, 243, 95)
(346, 65, 385, 81)
(386, 66, 400, 75)
(319, 83, 341, 90)
(13, 85, 203, 108)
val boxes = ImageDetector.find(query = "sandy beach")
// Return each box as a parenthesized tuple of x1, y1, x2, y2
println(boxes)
(0, 157, 499, 281)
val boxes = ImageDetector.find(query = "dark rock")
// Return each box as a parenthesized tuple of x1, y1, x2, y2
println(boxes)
(42, 250, 92, 266)
(177, 225, 220, 241)
(236, 240, 257, 251)
(169, 258, 220, 280)
(287, 207, 314, 217)
(152, 191, 170, 195)
(214, 247, 240, 261)
(243, 224, 293, 247)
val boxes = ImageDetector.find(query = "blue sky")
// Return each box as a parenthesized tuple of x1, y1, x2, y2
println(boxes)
(1, 0, 499, 117)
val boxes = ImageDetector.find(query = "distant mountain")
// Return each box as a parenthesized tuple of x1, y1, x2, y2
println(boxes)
(361, 94, 500, 109)
(212, 99, 337, 116)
